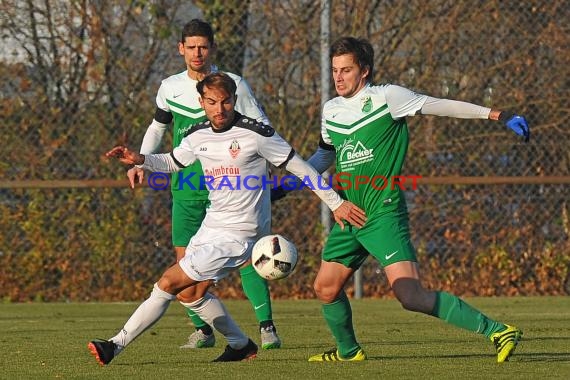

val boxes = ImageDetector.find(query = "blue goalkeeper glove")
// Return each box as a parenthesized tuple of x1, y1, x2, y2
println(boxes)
(499, 111, 530, 142)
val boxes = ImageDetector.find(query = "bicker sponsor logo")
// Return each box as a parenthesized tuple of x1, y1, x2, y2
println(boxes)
(338, 139, 374, 169)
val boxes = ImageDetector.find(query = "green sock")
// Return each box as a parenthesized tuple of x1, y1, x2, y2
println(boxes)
(322, 291, 360, 358)
(240, 264, 273, 323)
(431, 291, 505, 338)
(185, 308, 209, 330)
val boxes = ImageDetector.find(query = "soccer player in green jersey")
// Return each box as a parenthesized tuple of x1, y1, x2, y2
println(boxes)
(128, 19, 281, 350)
(275, 36, 528, 363)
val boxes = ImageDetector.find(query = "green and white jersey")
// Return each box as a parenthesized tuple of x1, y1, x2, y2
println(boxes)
(321, 83, 427, 216)
(156, 66, 269, 200)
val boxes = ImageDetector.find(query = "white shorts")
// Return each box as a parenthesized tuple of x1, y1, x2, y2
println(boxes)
(179, 226, 254, 282)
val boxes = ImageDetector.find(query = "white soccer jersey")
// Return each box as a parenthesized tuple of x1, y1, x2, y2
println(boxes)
(144, 113, 294, 241)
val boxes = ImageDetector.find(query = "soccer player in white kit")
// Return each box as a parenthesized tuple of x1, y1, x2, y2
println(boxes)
(88, 72, 366, 364)
(128, 19, 281, 350)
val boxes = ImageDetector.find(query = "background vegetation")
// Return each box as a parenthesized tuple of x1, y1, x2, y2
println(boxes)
(0, 0, 568, 301)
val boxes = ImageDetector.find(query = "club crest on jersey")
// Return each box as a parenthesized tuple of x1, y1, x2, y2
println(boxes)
(361, 96, 372, 113)
(229, 139, 241, 159)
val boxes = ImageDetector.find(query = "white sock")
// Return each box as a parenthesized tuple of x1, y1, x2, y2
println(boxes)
(110, 283, 176, 351)
(182, 292, 248, 349)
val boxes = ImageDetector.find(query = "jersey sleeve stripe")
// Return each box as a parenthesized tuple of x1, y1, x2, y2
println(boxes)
(277, 148, 296, 168)
(154, 108, 173, 124)
(170, 152, 186, 168)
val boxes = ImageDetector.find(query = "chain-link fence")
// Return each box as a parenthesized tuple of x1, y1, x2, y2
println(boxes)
(1, 0, 568, 301)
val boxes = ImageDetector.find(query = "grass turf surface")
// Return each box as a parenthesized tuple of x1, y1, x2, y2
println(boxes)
(1, 296, 569, 379)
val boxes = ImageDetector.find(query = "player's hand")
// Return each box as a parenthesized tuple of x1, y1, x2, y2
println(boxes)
(500, 112, 530, 142)
(332, 201, 367, 229)
(127, 166, 145, 189)
(105, 146, 145, 166)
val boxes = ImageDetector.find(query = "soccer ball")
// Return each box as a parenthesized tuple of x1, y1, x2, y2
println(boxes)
(251, 234, 298, 280)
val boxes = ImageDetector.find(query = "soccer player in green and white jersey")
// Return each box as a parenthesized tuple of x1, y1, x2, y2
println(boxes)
(128, 19, 281, 350)
(274, 37, 528, 363)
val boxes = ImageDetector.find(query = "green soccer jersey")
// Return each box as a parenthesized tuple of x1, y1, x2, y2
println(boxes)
(321, 83, 427, 216)
(154, 66, 270, 200)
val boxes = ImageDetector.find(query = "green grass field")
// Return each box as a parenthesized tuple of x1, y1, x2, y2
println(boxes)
(1, 297, 569, 379)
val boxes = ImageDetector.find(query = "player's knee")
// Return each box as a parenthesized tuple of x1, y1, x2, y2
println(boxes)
(391, 278, 431, 312)
(313, 279, 339, 303)
(394, 288, 433, 313)
(150, 283, 176, 301)
(175, 286, 198, 303)
(157, 276, 176, 294)
(396, 292, 422, 312)
(177, 292, 200, 303)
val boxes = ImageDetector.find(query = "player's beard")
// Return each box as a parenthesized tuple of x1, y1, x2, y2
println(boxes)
(211, 112, 233, 130)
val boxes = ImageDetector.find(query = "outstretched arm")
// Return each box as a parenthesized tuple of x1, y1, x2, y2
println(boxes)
(385, 85, 530, 142)
(420, 97, 529, 141)
(106, 144, 195, 173)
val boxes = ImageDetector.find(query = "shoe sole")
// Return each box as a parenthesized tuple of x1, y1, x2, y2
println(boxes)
(213, 352, 257, 362)
(262, 343, 281, 350)
(308, 357, 367, 362)
(308, 349, 367, 362)
(87, 342, 106, 366)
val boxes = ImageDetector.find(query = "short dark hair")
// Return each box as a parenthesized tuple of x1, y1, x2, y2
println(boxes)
(181, 19, 215, 45)
(330, 37, 374, 82)
(196, 72, 237, 97)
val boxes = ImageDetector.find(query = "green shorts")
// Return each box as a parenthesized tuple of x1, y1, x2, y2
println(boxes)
(322, 211, 417, 269)
(171, 199, 209, 247)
